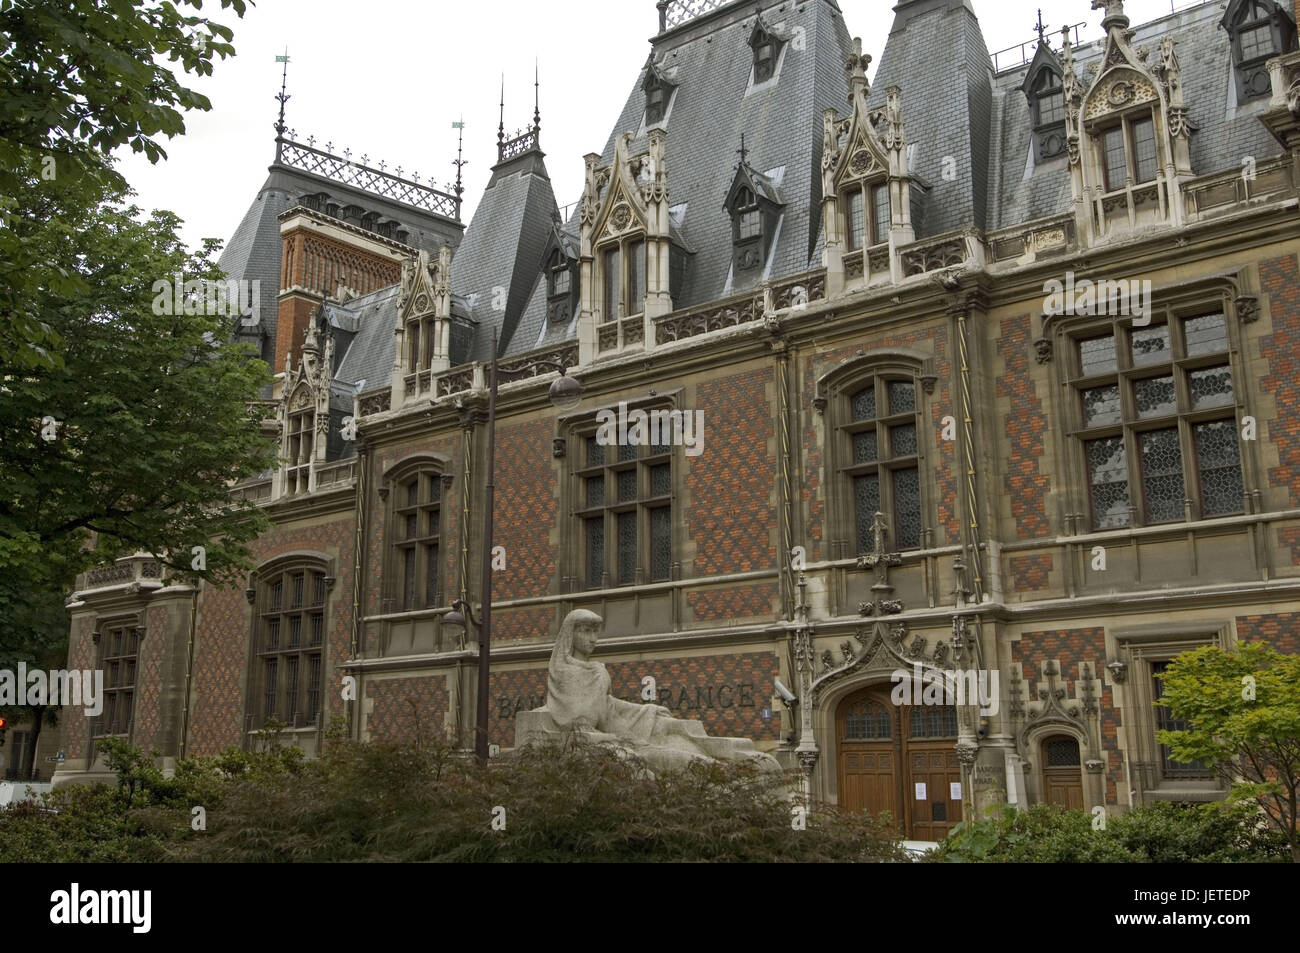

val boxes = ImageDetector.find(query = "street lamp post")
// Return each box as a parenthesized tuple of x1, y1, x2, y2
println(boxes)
(444, 341, 582, 763)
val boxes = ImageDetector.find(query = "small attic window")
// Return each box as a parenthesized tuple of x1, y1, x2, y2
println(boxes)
(1030, 69, 1067, 161)
(547, 248, 575, 323)
(1223, 0, 1297, 101)
(642, 64, 676, 127)
(727, 170, 781, 275)
(751, 25, 784, 85)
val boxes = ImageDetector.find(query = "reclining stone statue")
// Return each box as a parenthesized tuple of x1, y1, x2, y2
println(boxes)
(515, 609, 782, 775)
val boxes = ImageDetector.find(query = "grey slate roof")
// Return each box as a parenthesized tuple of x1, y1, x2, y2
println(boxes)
(869, 0, 993, 236)
(225, 0, 1296, 390)
(581, 0, 857, 310)
(452, 149, 561, 362)
(989, 1, 1287, 230)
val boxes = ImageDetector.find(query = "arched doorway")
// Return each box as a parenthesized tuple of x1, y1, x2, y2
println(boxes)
(1041, 734, 1084, 809)
(836, 686, 963, 840)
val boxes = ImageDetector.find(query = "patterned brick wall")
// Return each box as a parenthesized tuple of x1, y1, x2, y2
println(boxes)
(687, 368, 776, 575)
(801, 327, 955, 562)
(1260, 256, 1300, 537)
(1281, 526, 1300, 566)
(998, 313, 1051, 540)
(1236, 612, 1300, 655)
(493, 605, 553, 643)
(63, 618, 96, 761)
(490, 651, 781, 748)
(365, 675, 450, 744)
(131, 606, 169, 752)
(1012, 627, 1121, 804)
(1009, 553, 1052, 593)
(687, 581, 779, 622)
(189, 519, 353, 756)
(492, 418, 558, 602)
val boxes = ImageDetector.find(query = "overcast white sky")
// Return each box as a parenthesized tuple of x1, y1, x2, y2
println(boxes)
(114, 0, 1211, 251)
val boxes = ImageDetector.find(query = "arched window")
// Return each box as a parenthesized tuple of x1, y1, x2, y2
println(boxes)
(388, 467, 444, 612)
(254, 563, 327, 729)
(843, 377, 923, 552)
(843, 699, 893, 740)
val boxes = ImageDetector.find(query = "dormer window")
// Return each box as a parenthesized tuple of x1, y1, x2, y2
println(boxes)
(844, 182, 890, 251)
(547, 248, 576, 323)
(1022, 44, 1069, 163)
(750, 24, 784, 85)
(642, 62, 676, 127)
(600, 240, 645, 322)
(1222, 0, 1297, 102)
(1099, 113, 1157, 191)
(726, 164, 784, 276)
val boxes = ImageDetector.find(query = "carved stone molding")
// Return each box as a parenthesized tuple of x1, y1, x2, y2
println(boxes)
(1235, 294, 1260, 324)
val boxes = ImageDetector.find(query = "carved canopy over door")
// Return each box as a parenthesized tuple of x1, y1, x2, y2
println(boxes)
(836, 687, 963, 841)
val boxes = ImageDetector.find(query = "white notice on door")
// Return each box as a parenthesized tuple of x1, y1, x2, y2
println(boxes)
(914, 783, 927, 801)
(950, 782, 962, 801)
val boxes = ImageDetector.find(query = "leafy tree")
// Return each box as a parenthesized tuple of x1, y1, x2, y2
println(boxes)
(0, 0, 247, 369)
(0, 586, 68, 781)
(0, 164, 276, 598)
(1156, 642, 1300, 862)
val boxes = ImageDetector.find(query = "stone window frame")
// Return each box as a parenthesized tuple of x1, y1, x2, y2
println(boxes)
(817, 350, 937, 559)
(558, 392, 681, 594)
(841, 178, 890, 254)
(90, 613, 145, 758)
(1061, 295, 1247, 532)
(284, 386, 316, 497)
(725, 182, 781, 276)
(248, 555, 333, 731)
(1113, 621, 1231, 802)
(596, 235, 647, 324)
(381, 456, 449, 615)
(1222, 0, 1297, 103)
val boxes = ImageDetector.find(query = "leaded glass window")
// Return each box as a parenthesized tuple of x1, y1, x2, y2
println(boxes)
(1152, 660, 1212, 776)
(843, 700, 892, 740)
(1043, 736, 1081, 767)
(843, 377, 923, 555)
(1072, 309, 1244, 528)
(576, 422, 673, 589)
(909, 706, 958, 739)
(392, 471, 442, 611)
(257, 565, 327, 729)
(1227, 0, 1294, 102)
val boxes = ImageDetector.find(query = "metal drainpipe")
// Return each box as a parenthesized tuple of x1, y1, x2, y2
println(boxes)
(776, 345, 795, 619)
(349, 444, 368, 742)
(178, 584, 200, 761)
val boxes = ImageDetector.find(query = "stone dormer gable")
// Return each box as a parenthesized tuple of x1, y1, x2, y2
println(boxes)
(279, 310, 334, 498)
(821, 38, 918, 290)
(1062, 1, 1194, 240)
(1021, 40, 1068, 162)
(392, 245, 454, 395)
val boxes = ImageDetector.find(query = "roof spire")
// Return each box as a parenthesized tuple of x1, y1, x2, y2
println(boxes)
(498, 75, 506, 151)
(534, 60, 541, 132)
(273, 48, 291, 159)
(1034, 8, 1046, 45)
(736, 132, 749, 169)
(452, 117, 467, 219)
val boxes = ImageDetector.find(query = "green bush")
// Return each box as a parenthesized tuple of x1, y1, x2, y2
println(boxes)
(1, 734, 907, 863)
(927, 801, 1287, 863)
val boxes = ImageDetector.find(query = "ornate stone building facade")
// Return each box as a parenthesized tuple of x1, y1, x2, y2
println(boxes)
(55, 0, 1300, 841)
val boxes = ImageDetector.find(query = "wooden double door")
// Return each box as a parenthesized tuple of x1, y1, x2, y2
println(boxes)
(836, 687, 963, 841)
